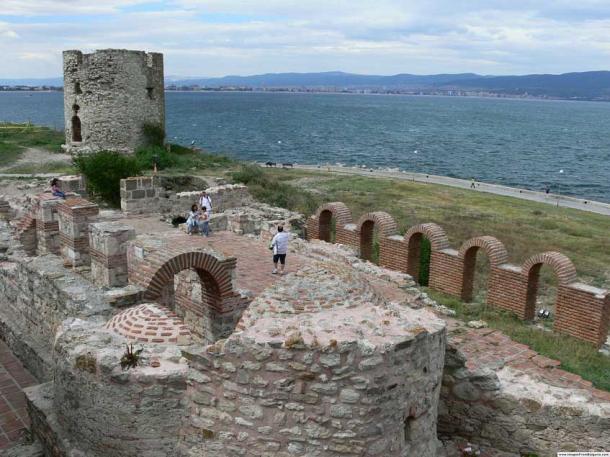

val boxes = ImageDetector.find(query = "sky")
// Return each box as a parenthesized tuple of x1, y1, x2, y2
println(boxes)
(2, 0, 610, 78)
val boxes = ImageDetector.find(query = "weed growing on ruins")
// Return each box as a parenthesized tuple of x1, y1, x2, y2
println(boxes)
(232, 164, 321, 215)
(430, 290, 610, 391)
(73, 151, 142, 207)
(120, 344, 143, 370)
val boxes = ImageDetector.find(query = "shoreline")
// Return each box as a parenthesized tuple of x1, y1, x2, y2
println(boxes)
(264, 163, 610, 217)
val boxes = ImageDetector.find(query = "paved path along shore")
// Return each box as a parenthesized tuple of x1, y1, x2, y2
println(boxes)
(286, 164, 610, 217)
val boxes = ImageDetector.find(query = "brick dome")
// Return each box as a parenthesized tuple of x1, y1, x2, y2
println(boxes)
(105, 303, 192, 345)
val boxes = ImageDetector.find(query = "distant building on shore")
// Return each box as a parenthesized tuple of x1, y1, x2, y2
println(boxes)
(63, 49, 165, 154)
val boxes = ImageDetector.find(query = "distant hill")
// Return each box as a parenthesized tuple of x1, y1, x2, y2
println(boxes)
(0, 77, 63, 86)
(168, 71, 483, 88)
(436, 71, 610, 99)
(4, 71, 610, 100)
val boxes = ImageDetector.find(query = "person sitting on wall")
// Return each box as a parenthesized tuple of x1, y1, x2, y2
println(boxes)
(50, 178, 66, 199)
(186, 204, 205, 236)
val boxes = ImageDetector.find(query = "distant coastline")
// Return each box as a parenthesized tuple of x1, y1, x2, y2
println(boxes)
(0, 86, 598, 102)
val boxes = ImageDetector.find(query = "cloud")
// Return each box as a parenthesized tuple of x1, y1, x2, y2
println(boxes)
(1, 0, 610, 77)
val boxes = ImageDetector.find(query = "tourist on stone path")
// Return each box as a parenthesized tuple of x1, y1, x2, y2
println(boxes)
(186, 204, 205, 236)
(200, 207, 210, 237)
(270, 224, 290, 275)
(199, 191, 213, 233)
(50, 178, 66, 199)
(199, 191, 212, 216)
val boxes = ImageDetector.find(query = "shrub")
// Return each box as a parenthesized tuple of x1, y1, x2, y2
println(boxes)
(142, 123, 165, 147)
(135, 145, 177, 171)
(73, 151, 141, 207)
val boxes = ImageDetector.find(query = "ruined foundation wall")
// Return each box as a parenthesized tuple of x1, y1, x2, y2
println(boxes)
(181, 331, 446, 457)
(438, 346, 610, 456)
(120, 177, 251, 215)
(0, 253, 112, 380)
(37, 323, 189, 457)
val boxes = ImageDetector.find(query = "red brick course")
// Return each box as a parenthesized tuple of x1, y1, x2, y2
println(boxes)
(308, 202, 610, 347)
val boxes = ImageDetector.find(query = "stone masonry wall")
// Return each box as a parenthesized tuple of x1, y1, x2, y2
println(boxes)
(63, 49, 165, 154)
(57, 197, 99, 267)
(120, 177, 251, 215)
(181, 331, 445, 457)
(89, 222, 136, 288)
(438, 345, 610, 456)
(45, 322, 188, 457)
(0, 253, 112, 380)
(307, 202, 610, 347)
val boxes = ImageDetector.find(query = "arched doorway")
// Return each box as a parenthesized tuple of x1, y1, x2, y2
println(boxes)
(459, 236, 508, 302)
(522, 252, 577, 320)
(315, 202, 353, 243)
(404, 223, 450, 286)
(130, 249, 242, 344)
(356, 211, 397, 263)
(71, 115, 82, 142)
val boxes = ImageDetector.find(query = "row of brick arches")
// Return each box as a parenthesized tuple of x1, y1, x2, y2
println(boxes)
(307, 202, 610, 347)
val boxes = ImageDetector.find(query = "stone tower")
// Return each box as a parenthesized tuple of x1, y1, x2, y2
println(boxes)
(63, 49, 165, 154)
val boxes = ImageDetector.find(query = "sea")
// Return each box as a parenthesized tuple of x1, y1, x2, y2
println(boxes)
(1, 91, 609, 203)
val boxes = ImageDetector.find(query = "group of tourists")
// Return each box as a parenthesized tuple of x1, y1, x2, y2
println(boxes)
(185, 189, 290, 274)
(186, 191, 212, 236)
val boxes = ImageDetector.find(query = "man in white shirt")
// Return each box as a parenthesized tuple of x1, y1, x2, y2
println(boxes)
(199, 191, 212, 232)
(270, 224, 290, 275)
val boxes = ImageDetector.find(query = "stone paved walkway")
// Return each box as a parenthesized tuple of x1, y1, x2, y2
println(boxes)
(0, 340, 37, 450)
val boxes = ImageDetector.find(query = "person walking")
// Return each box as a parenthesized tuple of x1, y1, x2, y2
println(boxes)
(470, 177, 476, 189)
(270, 224, 290, 275)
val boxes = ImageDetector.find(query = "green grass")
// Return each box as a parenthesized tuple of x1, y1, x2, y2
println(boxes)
(261, 169, 610, 292)
(429, 289, 610, 392)
(0, 123, 64, 166)
(3, 161, 76, 174)
(231, 164, 321, 215)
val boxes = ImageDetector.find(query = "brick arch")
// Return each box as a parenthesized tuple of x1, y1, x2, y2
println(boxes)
(131, 250, 240, 343)
(458, 236, 508, 302)
(403, 223, 449, 282)
(458, 236, 508, 267)
(144, 251, 235, 301)
(315, 202, 353, 242)
(522, 251, 577, 286)
(356, 211, 398, 261)
(522, 251, 577, 320)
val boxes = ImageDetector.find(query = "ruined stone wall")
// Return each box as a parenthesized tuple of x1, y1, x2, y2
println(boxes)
(438, 346, 610, 456)
(27, 322, 189, 457)
(89, 222, 136, 288)
(120, 177, 251, 215)
(63, 49, 165, 154)
(179, 262, 447, 457)
(57, 197, 99, 267)
(307, 203, 610, 347)
(0, 253, 112, 380)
